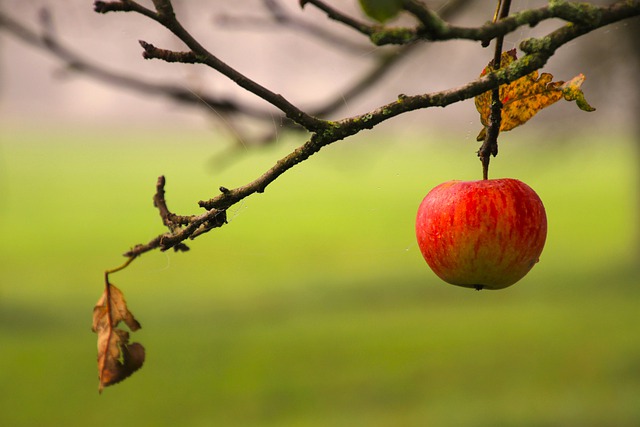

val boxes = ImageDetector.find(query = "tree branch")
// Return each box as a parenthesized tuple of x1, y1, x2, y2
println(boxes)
(305, 0, 640, 46)
(99, 0, 640, 260)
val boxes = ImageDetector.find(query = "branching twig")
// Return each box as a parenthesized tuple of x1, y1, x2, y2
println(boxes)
(125, 177, 227, 257)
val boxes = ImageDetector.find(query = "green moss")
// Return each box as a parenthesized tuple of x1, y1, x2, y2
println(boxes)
(520, 36, 553, 54)
(370, 27, 415, 46)
(316, 121, 341, 140)
(549, 0, 602, 26)
(512, 8, 547, 28)
(493, 54, 543, 83)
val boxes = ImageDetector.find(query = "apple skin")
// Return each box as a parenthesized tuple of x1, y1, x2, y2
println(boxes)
(415, 178, 547, 290)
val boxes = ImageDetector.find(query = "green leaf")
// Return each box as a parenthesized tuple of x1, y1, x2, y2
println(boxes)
(359, 0, 403, 23)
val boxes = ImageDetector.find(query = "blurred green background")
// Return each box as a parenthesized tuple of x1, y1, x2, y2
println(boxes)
(1, 127, 638, 426)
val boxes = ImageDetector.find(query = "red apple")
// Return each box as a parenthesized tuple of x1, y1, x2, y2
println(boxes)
(415, 178, 547, 290)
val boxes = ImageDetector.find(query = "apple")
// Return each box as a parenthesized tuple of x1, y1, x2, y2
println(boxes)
(415, 178, 547, 290)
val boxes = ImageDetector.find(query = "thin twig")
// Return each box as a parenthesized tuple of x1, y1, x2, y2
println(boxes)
(104, 255, 137, 284)
(300, 0, 374, 37)
(94, 0, 158, 21)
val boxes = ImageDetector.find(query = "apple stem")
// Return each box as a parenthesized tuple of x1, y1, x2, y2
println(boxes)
(478, 0, 511, 180)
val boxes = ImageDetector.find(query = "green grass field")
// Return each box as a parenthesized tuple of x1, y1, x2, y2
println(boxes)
(1, 127, 638, 426)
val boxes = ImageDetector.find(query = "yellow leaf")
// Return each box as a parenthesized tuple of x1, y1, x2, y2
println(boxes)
(475, 49, 595, 141)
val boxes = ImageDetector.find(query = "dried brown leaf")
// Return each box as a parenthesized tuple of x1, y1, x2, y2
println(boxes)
(92, 283, 145, 393)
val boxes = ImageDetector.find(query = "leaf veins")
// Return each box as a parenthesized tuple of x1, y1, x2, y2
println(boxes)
(92, 283, 145, 393)
(475, 49, 595, 141)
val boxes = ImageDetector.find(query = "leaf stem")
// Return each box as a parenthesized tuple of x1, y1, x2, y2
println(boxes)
(104, 255, 137, 285)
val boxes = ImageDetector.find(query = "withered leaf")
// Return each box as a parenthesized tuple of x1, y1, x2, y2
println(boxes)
(475, 49, 595, 141)
(92, 283, 145, 393)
